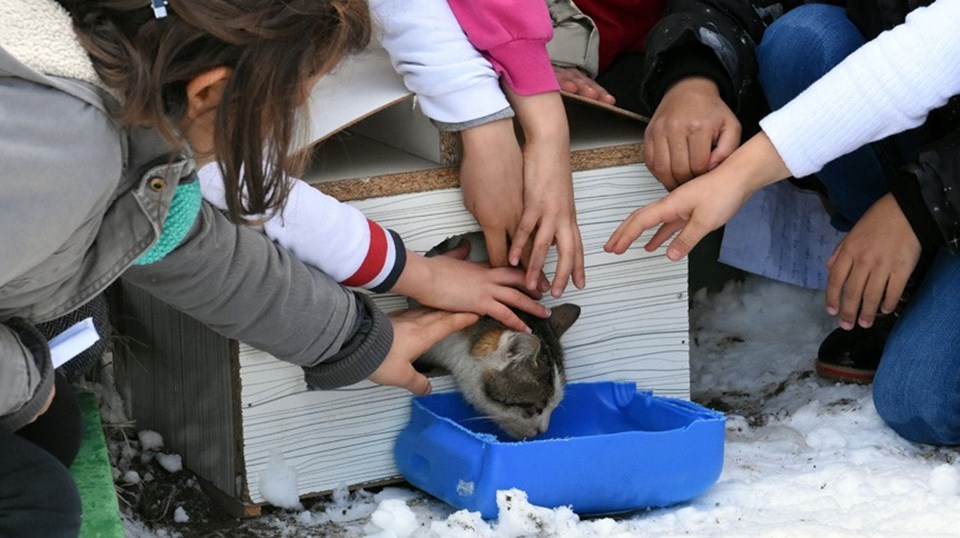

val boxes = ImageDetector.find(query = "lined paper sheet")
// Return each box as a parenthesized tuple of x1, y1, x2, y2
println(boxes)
(720, 181, 846, 290)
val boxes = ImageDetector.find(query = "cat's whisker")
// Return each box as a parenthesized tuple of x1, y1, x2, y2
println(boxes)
(461, 415, 497, 423)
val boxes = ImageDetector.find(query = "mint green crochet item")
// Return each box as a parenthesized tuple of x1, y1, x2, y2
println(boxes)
(133, 179, 201, 265)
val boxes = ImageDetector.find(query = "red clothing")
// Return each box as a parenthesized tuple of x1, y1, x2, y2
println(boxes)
(576, 0, 666, 72)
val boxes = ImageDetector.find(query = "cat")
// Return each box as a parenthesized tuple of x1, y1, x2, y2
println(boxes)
(417, 233, 581, 439)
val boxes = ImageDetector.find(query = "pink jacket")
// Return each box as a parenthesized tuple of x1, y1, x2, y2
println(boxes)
(446, 0, 560, 95)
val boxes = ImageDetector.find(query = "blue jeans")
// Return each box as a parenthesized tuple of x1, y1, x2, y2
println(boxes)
(758, 5, 960, 446)
(756, 4, 915, 231)
(873, 251, 960, 445)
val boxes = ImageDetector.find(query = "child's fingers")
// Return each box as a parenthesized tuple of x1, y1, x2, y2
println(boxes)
(646, 220, 685, 253)
(494, 286, 549, 320)
(571, 225, 586, 290)
(483, 229, 510, 268)
(858, 271, 888, 328)
(881, 270, 908, 315)
(550, 226, 577, 298)
(708, 122, 741, 170)
(605, 205, 665, 254)
(839, 267, 869, 330)
(825, 254, 852, 316)
(487, 302, 532, 332)
(664, 221, 708, 261)
(525, 224, 554, 293)
(509, 212, 539, 268)
(555, 223, 585, 291)
(402, 370, 432, 396)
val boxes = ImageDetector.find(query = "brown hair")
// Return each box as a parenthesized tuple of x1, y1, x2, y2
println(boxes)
(59, 0, 370, 221)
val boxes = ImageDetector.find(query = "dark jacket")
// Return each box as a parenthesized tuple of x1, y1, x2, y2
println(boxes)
(642, 0, 960, 252)
(640, 0, 805, 115)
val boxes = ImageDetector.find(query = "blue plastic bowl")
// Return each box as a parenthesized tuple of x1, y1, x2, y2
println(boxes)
(395, 381, 726, 519)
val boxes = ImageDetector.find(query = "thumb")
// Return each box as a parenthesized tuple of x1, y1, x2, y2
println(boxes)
(709, 124, 741, 169)
(404, 371, 432, 396)
(440, 311, 481, 335)
(439, 239, 471, 261)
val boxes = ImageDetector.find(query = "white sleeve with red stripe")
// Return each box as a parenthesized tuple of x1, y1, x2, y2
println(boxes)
(198, 163, 406, 292)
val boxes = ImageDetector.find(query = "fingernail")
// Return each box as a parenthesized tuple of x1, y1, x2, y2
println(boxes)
(839, 320, 854, 330)
(859, 318, 873, 329)
(543, 307, 552, 317)
(826, 306, 838, 315)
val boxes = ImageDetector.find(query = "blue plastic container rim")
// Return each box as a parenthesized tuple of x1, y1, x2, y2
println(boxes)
(395, 381, 726, 518)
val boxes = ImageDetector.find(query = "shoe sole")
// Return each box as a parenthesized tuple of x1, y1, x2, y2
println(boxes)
(815, 361, 875, 384)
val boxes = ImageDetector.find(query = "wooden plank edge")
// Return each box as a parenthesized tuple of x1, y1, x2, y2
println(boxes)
(314, 143, 644, 201)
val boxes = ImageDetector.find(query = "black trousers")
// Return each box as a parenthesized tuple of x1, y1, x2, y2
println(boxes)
(0, 375, 83, 537)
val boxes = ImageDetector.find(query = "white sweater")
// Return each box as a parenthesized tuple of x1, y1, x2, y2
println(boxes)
(759, 0, 960, 178)
(370, 0, 511, 125)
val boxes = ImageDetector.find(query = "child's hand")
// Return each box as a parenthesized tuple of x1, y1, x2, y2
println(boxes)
(553, 66, 616, 105)
(392, 244, 550, 333)
(460, 118, 526, 269)
(370, 308, 479, 395)
(505, 89, 586, 298)
(606, 132, 790, 260)
(604, 173, 749, 261)
(825, 193, 921, 330)
(644, 77, 742, 191)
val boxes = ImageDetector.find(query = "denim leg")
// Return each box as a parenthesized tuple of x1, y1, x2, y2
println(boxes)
(756, 4, 911, 230)
(873, 251, 960, 445)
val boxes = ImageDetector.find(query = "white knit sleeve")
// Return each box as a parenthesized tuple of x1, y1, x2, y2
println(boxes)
(759, 0, 960, 178)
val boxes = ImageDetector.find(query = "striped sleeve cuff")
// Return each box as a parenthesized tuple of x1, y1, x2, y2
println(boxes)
(341, 220, 406, 292)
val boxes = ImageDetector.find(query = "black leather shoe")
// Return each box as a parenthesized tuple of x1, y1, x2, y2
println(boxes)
(815, 314, 897, 384)
(815, 254, 934, 384)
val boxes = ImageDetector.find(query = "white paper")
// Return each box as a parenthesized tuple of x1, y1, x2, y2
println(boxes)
(719, 181, 846, 290)
(48, 317, 101, 368)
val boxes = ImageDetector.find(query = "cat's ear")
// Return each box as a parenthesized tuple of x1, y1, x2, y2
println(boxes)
(548, 304, 581, 337)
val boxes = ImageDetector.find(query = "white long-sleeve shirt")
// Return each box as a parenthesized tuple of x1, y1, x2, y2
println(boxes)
(759, 0, 960, 178)
(370, 0, 511, 127)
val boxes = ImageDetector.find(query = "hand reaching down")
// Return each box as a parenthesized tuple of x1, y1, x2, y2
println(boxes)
(825, 193, 921, 330)
(644, 77, 742, 191)
(369, 308, 479, 395)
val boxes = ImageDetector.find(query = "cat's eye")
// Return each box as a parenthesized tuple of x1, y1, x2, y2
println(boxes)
(521, 405, 542, 418)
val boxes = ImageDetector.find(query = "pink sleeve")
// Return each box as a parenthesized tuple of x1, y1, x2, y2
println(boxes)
(446, 0, 560, 95)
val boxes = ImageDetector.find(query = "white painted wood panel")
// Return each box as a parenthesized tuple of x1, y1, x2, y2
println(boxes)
(237, 163, 688, 502)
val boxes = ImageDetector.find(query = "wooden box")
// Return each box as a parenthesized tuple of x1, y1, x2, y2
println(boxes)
(114, 50, 688, 516)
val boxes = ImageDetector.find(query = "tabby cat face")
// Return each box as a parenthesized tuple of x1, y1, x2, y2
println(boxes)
(467, 304, 580, 439)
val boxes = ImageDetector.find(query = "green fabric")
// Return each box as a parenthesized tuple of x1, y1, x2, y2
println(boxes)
(133, 179, 202, 266)
(71, 391, 124, 538)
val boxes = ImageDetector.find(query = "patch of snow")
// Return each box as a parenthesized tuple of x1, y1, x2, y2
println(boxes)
(155, 453, 182, 473)
(137, 430, 164, 452)
(257, 450, 302, 510)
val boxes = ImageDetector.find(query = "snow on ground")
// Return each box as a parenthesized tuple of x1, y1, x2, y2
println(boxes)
(125, 275, 960, 537)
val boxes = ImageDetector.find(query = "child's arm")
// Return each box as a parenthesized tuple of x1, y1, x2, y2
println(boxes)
(440, 0, 584, 297)
(606, 0, 960, 327)
(609, 0, 960, 259)
(198, 165, 547, 332)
